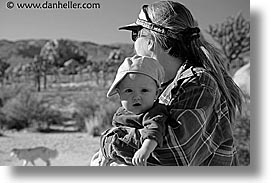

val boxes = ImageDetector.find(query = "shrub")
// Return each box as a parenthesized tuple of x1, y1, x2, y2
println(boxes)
(73, 95, 100, 134)
(1, 86, 63, 130)
(234, 116, 250, 166)
(0, 109, 6, 134)
(74, 89, 119, 136)
(0, 84, 24, 106)
(234, 96, 250, 166)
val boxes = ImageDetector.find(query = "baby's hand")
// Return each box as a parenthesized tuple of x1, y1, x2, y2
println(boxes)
(132, 139, 157, 166)
(132, 147, 150, 166)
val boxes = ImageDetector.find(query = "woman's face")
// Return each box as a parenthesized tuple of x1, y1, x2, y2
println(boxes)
(134, 37, 151, 57)
(134, 34, 168, 74)
(134, 30, 153, 57)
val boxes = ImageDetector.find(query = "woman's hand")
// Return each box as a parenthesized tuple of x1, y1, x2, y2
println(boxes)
(132, 139, 157, 166)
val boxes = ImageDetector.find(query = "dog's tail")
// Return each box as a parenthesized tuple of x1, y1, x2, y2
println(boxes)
(49, 149, 58, 159)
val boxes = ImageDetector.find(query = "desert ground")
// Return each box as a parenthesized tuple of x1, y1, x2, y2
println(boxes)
(0, 131, 100, 166)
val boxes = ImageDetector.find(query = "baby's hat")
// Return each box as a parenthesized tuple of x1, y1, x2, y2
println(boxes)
(107, 55, 165, 97)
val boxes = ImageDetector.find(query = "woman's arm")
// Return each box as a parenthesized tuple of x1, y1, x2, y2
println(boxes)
(161, 72, 234, 165)
(140, 104, 168, 147)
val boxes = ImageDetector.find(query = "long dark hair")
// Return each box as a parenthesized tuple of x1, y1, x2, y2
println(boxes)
(146, 1, 243, 119)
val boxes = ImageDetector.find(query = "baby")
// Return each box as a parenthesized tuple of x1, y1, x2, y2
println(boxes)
(95, 55, 168, 166)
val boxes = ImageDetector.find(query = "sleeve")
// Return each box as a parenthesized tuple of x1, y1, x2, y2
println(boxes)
(170, 84, 216, 137)
(112, 107, 144, 129)
(139, 104, 168, 147)
(111, 107, 125, 127)
(167, 77, 220, 165)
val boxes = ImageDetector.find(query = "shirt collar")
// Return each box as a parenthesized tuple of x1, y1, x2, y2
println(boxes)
(159, 64, 199, 105)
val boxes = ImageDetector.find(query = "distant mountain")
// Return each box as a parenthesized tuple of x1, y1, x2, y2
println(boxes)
(0, 39, 47, 60)
(0, 39, 134, 67)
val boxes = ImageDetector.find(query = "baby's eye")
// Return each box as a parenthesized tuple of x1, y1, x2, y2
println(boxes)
(124, 89, 133, 93)
(141, 89, 149, 93)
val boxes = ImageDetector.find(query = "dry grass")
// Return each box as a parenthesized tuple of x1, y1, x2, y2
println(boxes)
(0, 131, 100, 166)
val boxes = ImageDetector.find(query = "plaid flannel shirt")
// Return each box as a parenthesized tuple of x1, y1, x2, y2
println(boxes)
(154, 64, 238, 166)
(98, 64, 238, 166)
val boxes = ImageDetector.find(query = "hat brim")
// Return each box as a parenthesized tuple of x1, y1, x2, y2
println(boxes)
(118, 22, 143, 31)
(106, 72, 128, 97)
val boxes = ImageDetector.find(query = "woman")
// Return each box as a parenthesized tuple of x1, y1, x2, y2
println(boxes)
(91, 0, 243, 166)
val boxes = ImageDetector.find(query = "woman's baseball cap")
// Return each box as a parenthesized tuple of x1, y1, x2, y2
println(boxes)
(118, 4, 178, 40)
(107, 55, 165, 97)
(119, 4, 200, 41)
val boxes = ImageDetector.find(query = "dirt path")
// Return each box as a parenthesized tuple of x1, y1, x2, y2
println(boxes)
(0, 131, 100, 166)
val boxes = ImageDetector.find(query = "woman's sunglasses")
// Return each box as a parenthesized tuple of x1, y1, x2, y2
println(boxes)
(131, 5, 151, 42)
(131, 29, 142, 42)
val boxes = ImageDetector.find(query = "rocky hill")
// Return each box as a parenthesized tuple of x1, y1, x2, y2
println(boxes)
(0, 39, 134, 67)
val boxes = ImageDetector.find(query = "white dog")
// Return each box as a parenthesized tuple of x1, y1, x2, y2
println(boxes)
(10, 146, 58, 166)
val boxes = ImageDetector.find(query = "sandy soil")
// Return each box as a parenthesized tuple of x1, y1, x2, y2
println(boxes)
(0, 131, 100, 166)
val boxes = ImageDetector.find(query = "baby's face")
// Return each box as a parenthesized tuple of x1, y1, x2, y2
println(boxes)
(117, 73, 159, 114)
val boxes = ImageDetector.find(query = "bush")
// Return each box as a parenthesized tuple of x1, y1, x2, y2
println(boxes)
(234, 96, 250, 166)
(1, 86, 63, 130)
(0, 85, 26, 130)
(73, 95, 100, 134)
(0, 84, 24, 106)
(234, 116, 250, 166)
(74, 89, 119, 136)
(0, 109, 6, 133)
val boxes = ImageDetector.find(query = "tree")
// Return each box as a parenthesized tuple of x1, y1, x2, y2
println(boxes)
(39, 39, 88, 86)
(206, 13, 250, 75)
(207, 13, 250, 166)
(63, 59, 80, 82)
(39, 40, 59, 89)
(0, 59, 10, 86)
(56, 39, 87, 66)
(31, 55, 43, 92)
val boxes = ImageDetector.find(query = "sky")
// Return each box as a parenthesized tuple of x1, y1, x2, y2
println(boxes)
(0, 0, 249, 44)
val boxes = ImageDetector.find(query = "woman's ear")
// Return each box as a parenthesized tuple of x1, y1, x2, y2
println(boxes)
(147, 39, 155, 52)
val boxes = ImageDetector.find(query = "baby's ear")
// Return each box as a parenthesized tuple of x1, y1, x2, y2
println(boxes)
(115, 88, 120, 94)
(155, 87, 162, 99)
